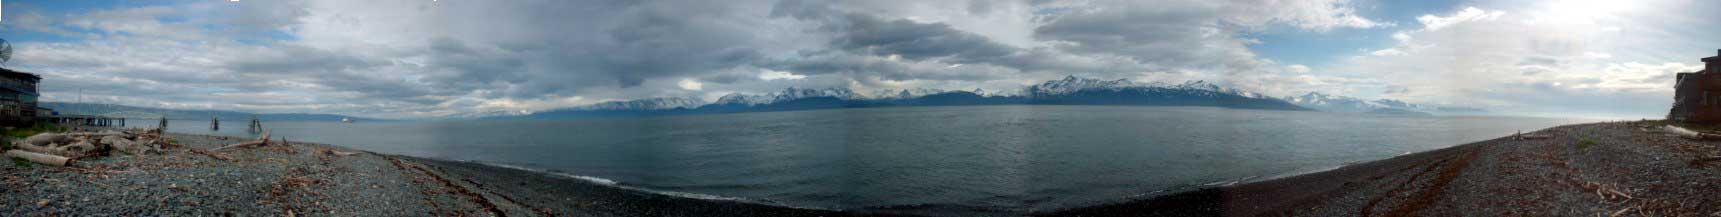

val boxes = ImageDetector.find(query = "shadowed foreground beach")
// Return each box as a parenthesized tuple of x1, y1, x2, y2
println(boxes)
(3, 121, 1718, 216)
(1040, 122, 1721, 216)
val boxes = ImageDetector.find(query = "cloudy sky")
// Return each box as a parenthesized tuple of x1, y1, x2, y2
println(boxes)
(1, 0, 1716, 119)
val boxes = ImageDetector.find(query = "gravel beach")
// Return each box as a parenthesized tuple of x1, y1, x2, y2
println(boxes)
(0, 130, 862, 216)
(5, 121, 1718, 216)
(1039, 121, 1721, 216)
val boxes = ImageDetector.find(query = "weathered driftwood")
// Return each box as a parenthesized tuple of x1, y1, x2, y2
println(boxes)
(1661, 125, 1721, 140)
(62, 140, 100, 157)
(1693, 157, 1721, 166)
(212, 130, 271, 151)
(1511, 130, 1552, 140)
(321, 149, 358, 156)
(14, 139, 103, 158)
(22, 133, 72, 147)
(103, 135, 160, 155)
(214, 140, 266, 151)
(189, 149, 233, 161)
(13, 142, 64, 156)
(6, 150, 70, 166)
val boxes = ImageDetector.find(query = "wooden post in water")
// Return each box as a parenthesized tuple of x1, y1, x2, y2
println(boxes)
(211, 115, 219, 131)
(159, 117, 168, 130)
(248, 115, 262, 133)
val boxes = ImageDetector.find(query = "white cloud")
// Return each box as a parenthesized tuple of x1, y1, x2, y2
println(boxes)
(1370, 48, 1407, 56)
(677, 79, 704, 90)
(758, 70, 808, 81)
(1584, 52, 1614, 59)
(1416, 7, 1505, 31)
(21, 0, 1708, 119)
(1320, 0, 1721, 118)
(1391, 32, 1412, 42)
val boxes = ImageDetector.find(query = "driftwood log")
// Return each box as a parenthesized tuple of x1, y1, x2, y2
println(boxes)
(213, 130, 270, 151)
(6, 150, 70, 167)
(1511, 130, 1552, 140)
(189, 149, 233, 161)
(12, 140, 101, 159)
(1661, 125, 1721, 140)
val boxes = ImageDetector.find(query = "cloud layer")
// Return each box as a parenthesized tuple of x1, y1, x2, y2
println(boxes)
(2, 0, 1714, 119)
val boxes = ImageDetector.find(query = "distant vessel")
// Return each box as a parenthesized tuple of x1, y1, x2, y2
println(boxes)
(341, 117, 353, 123)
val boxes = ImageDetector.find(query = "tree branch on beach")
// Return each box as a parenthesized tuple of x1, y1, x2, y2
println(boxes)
(213, 130, 271, 151)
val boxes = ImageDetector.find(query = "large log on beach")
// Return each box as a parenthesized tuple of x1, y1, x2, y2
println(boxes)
(1661, 125, 1721, 140)
(5, 150, 70, 167)
(212, 130, 271, 151)
(189, 149, 233, 161)
(13, 142, 64, 156)
(103, 135, 158, 155)
(21, 133, 72, 147)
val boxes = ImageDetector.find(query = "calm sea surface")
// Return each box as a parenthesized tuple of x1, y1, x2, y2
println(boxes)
(138, 105, 1591, 215)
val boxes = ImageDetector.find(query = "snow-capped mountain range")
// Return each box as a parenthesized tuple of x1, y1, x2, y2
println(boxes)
(1283, 92, 1453, 114)
(480, 75, 1485, 119)
(713, 87, 864, 106)
(869, 88, 956, 100)
(574, 97, 706, 111)
(1026, 76, 1269, 99)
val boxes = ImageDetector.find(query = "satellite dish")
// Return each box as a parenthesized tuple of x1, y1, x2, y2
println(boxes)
(0, 38, 12, 66)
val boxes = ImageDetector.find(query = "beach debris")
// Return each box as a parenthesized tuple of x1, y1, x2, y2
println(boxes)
(1611, 205, 1637, 217)
(1511, 130, 1552, 140)
(188, 149, 233, 161)
(5, 150, 71, 167)
(212, 130, 271, 151)
(5, 129, 175, 166)
(1658, 125, 1721, 140)
(323, 149, 358, 157)
(1691, 156, 1721, 166)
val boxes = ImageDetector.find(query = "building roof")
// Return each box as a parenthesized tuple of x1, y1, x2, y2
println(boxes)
(1704, 49, 1721, 63)
(0, 67, 41, 82)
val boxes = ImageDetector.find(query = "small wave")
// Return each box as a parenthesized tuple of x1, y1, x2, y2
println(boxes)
(647, 190, 747, 201)
(1263, 165, 1346, 181)
(559, 173, 620, 186)
(1201, 180, 1233, 186)
(1199, 175, 1260, 187)
(469, 161, 834, 209)
(475, 162, 620, 186)
(476, 161, 540, 172)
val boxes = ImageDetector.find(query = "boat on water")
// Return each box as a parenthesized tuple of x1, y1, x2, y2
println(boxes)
(341, 117, 353, 123)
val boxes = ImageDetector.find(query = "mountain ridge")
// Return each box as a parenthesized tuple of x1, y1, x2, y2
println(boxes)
(1283, 91, 1488, 115)
(493, 76, 1310, 120)
(39, 102, 382, 122)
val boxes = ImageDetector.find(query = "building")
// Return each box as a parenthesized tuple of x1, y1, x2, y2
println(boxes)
(0, 67, 41, 124)
(1669, 50, 1721, 123)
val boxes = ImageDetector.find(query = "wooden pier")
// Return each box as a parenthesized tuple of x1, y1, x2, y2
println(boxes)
(42, 115, 121, 127)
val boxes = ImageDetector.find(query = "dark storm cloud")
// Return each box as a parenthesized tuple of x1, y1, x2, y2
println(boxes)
(400, 0, 773, 99)
(1033, 6, 1261, 71)
(830, 14, 1017, 64)
(12, 0, 1413, 118)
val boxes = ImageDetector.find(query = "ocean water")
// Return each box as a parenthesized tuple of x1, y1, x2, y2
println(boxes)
(135, 105, 1590, 215)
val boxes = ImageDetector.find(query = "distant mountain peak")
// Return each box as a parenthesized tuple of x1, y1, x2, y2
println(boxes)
(714, 87, 864, 106)
(574, 97, 706, 111)
(1281, 92, 1483, 115)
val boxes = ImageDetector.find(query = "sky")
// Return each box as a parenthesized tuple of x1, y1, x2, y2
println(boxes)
(1, 0, 1717, 119)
